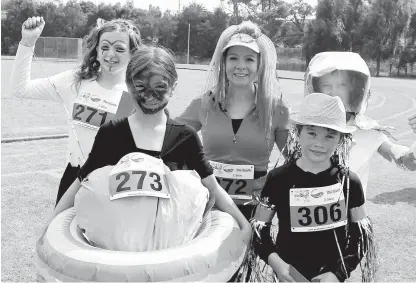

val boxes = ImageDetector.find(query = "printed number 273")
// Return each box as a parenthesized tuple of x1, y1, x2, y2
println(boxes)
(116, 171, 162, 192)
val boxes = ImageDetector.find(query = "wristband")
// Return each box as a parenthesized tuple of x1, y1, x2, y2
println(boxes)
(19, 39, 35, 53)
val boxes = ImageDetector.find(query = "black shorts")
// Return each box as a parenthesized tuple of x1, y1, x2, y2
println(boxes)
(55, 163, 80, 206)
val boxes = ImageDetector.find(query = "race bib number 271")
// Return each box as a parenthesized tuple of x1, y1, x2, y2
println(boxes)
(72, 91, 121, 130)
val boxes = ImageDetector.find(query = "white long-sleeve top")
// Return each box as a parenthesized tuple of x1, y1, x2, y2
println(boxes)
(10, 44, 135, 167)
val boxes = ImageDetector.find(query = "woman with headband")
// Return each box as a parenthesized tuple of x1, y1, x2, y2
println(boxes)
(176, 21, 290, 221)
(10, 16, 142, 205)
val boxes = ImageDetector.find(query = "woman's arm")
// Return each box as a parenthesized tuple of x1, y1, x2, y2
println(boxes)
(273, 102, 290, 157)
(201, 175, 252, 243)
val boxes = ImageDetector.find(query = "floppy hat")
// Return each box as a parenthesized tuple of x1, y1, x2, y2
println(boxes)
(290, 93, 356, 133)
(221, 33, 260, 53)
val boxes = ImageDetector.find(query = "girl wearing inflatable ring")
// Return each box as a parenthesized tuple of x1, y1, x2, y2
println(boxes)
(176, 21, 290, 220)
(11, 17, 142, 205)
(48, 46, 252, 247)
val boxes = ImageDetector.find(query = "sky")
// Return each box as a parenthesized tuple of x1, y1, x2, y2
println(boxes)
(94, 0, 318, 13)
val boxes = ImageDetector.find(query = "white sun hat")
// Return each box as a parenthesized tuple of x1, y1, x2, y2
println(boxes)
(291, 93, 356, 133)
(221, 33, 260, 53)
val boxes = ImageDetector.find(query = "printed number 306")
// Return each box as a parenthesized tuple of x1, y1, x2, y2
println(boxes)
(298, 203, 342, 226)
(116, 171, 162, 192)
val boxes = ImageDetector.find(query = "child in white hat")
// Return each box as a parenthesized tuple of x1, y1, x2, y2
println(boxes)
(251, 93, 376, 282)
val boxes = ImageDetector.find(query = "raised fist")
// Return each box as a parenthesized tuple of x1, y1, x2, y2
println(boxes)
(21, 16, 45, 48)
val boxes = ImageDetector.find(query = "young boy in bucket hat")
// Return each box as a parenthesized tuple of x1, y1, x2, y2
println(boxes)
(250, 93, 376, 282)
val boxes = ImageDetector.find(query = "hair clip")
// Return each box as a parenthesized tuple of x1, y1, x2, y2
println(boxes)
(96, 18, 106, 28)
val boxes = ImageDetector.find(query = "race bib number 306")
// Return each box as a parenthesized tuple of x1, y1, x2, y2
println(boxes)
(290, 183, 347, 232)
(109, 153, 170, 200)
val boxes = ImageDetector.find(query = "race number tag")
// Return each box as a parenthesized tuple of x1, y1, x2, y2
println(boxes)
(210, 161, 254, 200)
(216, 177, 254, 200)
(290, 183, 347, 232)
(72, 91, 123, 130)
(109, 153, 170, 200)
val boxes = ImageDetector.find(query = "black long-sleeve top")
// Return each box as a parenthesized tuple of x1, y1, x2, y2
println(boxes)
(78, 117, 213, 181)
(256, 161, 366, 282)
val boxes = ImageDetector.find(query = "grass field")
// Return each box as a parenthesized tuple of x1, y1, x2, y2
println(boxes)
(1, 58, 416, 282)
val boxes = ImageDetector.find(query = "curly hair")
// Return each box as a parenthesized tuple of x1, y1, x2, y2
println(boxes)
(74, 18, 142, 92)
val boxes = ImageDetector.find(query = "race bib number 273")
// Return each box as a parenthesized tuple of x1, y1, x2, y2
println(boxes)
(109, 153, 170, 200)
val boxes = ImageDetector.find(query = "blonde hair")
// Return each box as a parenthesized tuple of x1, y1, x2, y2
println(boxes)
(202, 21, 287, 140)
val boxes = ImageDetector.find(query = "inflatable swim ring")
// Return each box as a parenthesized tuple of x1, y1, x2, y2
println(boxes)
(36, 207, 247, 282)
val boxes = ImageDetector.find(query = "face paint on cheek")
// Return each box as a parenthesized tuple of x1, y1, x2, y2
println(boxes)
(131, 88, 170, 115)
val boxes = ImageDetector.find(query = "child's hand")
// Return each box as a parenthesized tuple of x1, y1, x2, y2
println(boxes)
(21, 16, 45, 47)
(240, 222, 252, 245)
(203, 192, 215, 218)
(311, 272, 339, 282)
(409, 113, 416, 133)
(270, 260, 296, 282)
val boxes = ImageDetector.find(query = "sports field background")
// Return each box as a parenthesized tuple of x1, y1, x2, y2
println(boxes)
(1, 58, 416, 281)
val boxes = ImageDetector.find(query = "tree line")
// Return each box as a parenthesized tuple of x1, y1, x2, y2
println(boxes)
(1, 0, 415, 76)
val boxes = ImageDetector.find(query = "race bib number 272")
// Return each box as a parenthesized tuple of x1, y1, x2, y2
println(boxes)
(210, 161, 255, 200)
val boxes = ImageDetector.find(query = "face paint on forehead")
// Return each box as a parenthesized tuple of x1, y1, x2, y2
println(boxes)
(100, 39, 128, 46)
(134, 69, 170, 87)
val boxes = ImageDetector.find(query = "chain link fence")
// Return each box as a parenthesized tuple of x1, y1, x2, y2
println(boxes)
(34, 37, 82, 62)
(275, 47, 306, 72)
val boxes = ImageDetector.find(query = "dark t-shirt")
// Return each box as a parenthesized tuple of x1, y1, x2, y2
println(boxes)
(78, 117, 213, 180)
(261, 161, 365, 280)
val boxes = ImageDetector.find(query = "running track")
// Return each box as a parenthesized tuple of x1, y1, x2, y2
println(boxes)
(2, 65, 416, 281)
